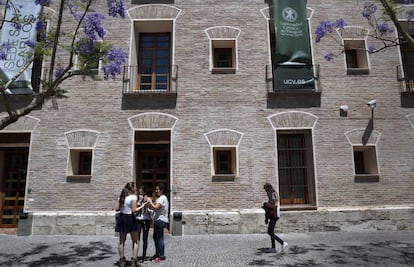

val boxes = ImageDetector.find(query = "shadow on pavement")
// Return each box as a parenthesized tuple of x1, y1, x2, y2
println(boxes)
(250, 240, 414, 266)
(0, 241, 114, 267)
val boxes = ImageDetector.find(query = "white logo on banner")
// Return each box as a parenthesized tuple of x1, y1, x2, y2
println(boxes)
(282, 7, 297, 23)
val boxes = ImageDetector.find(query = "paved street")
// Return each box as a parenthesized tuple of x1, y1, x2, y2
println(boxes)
(0, 231, 413, 266)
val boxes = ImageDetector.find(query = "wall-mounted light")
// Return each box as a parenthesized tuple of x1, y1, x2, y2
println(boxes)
(367, 99, 376, 128)
(340, 105, 348, 117)
(367, 99, 376, 110)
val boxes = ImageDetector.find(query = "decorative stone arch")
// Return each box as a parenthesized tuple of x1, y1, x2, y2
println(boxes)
(267, 111, 318, 129)
(65, 129, 100, 148)
(42, 6, 56, 20)
(0, 115, 40, 132)
(406, 113, 414, 129)
(127, 4, 182, 20)
(204, 129, 243, 146)
(260, 6, 314, 20)
(344, 128, 381, 146)
(205, 26, 241, 39)
(128, 112, 178, 130)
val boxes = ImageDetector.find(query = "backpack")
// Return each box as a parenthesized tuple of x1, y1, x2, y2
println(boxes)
(262, 201, 278, 219)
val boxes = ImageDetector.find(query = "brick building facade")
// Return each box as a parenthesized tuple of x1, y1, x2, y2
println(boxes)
(1, 0, 413, 235)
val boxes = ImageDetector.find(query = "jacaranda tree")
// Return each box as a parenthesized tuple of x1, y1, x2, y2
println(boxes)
(0, 0, 127, 130)
(315, 0, 414, 61)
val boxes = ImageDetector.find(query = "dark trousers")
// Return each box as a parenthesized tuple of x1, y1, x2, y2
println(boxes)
(137, 219, 151, 257)
(153, 220, 167, 257)
(267, 217, 284, 248)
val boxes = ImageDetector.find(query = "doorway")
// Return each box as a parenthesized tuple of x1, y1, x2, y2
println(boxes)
(135, 131, 170, 200)
(0, 133, 30, 229)
(277, 130, 316, 206)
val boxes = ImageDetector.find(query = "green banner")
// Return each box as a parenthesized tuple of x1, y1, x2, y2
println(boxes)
(272, 0, 314, 90)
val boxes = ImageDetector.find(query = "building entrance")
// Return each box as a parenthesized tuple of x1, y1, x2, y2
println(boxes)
(135, 131, 170, 199)
(0, 133, 30, 229)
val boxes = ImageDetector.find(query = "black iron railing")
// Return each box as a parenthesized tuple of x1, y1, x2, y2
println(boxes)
(122, 65, 178, 94)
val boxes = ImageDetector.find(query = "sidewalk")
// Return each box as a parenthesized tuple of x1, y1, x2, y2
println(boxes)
(0, 231, 413, 266)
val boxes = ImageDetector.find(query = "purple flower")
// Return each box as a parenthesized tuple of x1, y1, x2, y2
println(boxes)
(315, 19, 347, 43)
(315, 20, 333, 43)
(377, 23, 393, 35)
(0, 42, 12, 60)
(407, 9, 414, 21)
(333, 18, 347, 29)
(368, 45, 375, 53)
(324, 52, 334, 61)
(83, 12, 106, 41)
(362, 2, 378, 18)
(54, 66, 64, 79)
(35, 0, 50, 5)
(24, 40, 37, 48)
(102, 48, 127, 80)
(36, 20, 47, 31)
(107, 0, 125, 18)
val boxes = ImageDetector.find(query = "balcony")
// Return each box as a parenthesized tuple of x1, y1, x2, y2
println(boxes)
(266, 64, 321, 108)
(121, 65, 178, 110)
(397, 64, 414, 108)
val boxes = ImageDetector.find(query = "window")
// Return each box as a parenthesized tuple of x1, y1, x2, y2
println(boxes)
(212, 40, 236, 73)
(398, 22, 414, 91)
(277, 130, 315, 205)
(213, 147, 236, 176)
(344, 39, 369, 74)
(353, 146, 379, 177)
(204, 129, 243, 181)
(138, 33, 171, 90)
(68, 149, 93, 176)
(215, 149, 233, 174)
(125, 5, 181, 94)
(128, 20, 173, 92)
(78, 151, 92, 175)
(205, 26, 240, 74)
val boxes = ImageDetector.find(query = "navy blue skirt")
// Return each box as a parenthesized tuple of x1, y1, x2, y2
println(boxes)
(115, 213, 138, 233)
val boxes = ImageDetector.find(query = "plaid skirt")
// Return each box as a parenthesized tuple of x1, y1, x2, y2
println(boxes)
(115, 213, 138, 233)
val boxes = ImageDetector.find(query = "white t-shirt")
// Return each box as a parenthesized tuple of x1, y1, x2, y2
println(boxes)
(153, 195, 169, 223)
(120, 194, 137, 214)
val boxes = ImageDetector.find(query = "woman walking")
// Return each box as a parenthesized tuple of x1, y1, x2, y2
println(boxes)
(263, 183, 288, 253)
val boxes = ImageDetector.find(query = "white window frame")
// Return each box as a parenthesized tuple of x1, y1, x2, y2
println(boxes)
(67, 148, 94, 177)
(205, 26, 240, 74)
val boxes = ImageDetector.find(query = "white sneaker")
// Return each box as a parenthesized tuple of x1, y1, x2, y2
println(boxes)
(282, 242, 288, 252)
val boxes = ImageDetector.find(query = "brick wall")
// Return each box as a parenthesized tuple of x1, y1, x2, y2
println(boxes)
(2, 1, 414, 234)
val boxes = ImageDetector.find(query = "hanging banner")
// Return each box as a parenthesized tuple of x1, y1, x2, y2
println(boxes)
(272, 0, 314, 90)
(0, 0, 42, 94)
